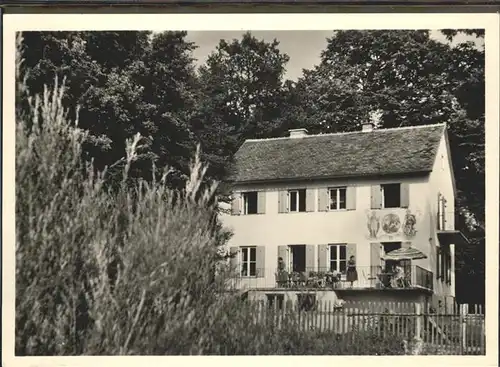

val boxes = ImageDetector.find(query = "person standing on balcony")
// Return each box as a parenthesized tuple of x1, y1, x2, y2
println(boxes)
(394, 263, 405, 287)
(277, 257, 286, 272)
(346, 256, 358, 287)
(276, 257, 288, 287)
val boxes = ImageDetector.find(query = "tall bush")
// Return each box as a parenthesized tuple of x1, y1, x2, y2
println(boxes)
(15, 33, 415, 356)
(15, 33, 235, 355)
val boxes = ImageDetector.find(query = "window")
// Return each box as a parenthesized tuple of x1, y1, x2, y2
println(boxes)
(329, 244, 347, 274)
(437, 247, 451, 283)
(289, 189, 306, 212)
(381, 183, 401, 208)
(329, 187, 346, 210)
(441, 250, 451, 284)
(241, 247, 256, 277)
(266, 294, 285, 310)
(242, 191, 258, 214)
(382, 242, 402, 272)
(297, 293, 317, 312)
(289, 244, 307, 273)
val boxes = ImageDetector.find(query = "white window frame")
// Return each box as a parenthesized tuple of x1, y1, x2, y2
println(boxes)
(328, 187, 347, 211)
(287, 246, 293, 271)
(242, 192, 258, 215)
(288, 189, 307, 213)
(240, 246, 257, 277)
(381, 183, 401, 209)
(329, 244, 347, 275)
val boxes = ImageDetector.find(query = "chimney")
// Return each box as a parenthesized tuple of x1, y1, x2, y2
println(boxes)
(364, 109, 382, 132)
(289, 128, 309, 138)
(362, 123, 374, 132)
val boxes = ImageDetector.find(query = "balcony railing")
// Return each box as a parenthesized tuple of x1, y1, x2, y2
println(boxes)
(228, 265, 433, 292)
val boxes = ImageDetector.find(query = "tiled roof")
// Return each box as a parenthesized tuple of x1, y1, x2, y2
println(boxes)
(228, 124, 446, 183)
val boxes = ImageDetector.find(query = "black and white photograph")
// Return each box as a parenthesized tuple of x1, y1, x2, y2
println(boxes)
(2, 12, 498, 363)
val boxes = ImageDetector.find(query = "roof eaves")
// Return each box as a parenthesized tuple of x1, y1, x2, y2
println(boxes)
(227, 169, 432, 185)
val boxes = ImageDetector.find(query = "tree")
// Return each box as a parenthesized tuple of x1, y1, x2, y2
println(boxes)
(192, 32, 290, 182)
(20, 31, 200, 189)
(140, 31, 199, 188)
(439, 30, 485, 305)
(295, 31, 462, 130)
(20, 32, 102, 127)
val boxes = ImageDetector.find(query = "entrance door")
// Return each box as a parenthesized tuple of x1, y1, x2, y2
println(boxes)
(382, 241, 411, 286)
(382, 242, 402, 272)
(288, 245, 306, 272)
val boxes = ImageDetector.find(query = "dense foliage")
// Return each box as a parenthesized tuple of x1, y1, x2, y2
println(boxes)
(14, 73, 413, 355)
(16, 30, 485, 356)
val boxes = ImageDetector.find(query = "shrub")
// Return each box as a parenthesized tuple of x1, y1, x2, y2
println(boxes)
(15, 33, 233, 355)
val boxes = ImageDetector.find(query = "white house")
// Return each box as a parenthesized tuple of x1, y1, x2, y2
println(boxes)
(220, 123, 468, 311)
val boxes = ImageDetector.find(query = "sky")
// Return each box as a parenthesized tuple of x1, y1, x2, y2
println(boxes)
(185, 30, 481, 81)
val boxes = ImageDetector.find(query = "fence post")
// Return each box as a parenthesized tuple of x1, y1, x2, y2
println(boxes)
(415, 302, 422, 340)
(460, 304, 467, 354)
(479, 305, 485, 354)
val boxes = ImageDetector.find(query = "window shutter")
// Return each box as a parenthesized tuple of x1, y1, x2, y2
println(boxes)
(400, 183, 410, 208)
(346, 243, 357, 261)
(449, 254, 452, 283)
(370, 242, 381, 268)
(436, 247, 441, 279)
(229, 246, 240, 274)
(278, 190, 288, 213)
(231, 193, 241, 215)
(306, 188, 315, 212)
(440, 249, 445, 279)
(346, 186, 356, 210)
(278, 245, 288, 271)
(305, 245, 315, 272)
(370, 185, 382, 209)
(318, 188, 328, 212)
(256, 246, 265, 278)
(257, 191, 266, 214)
(317, 244, 328, 272)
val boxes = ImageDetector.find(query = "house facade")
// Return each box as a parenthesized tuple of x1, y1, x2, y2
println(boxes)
(221, 123, 468, 311)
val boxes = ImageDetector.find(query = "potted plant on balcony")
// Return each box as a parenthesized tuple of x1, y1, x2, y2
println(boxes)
(316, 271, 326, 288)
(307, 271, 327, 288)
(290, 271, 301, 287)
(325, 270, 342, 288)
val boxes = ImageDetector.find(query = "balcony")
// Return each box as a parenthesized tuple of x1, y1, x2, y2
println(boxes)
(229, 265, 433, 292)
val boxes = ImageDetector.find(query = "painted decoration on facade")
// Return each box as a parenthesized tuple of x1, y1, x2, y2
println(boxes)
(381, 213, 401, 234)
(365, 209, 420, 240)
(367, 211, 380, 238)
(402, 209, 417, 237)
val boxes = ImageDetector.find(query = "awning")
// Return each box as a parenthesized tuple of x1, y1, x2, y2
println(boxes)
(384, 246, 428, 261)
(437, 230, 470, 247)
